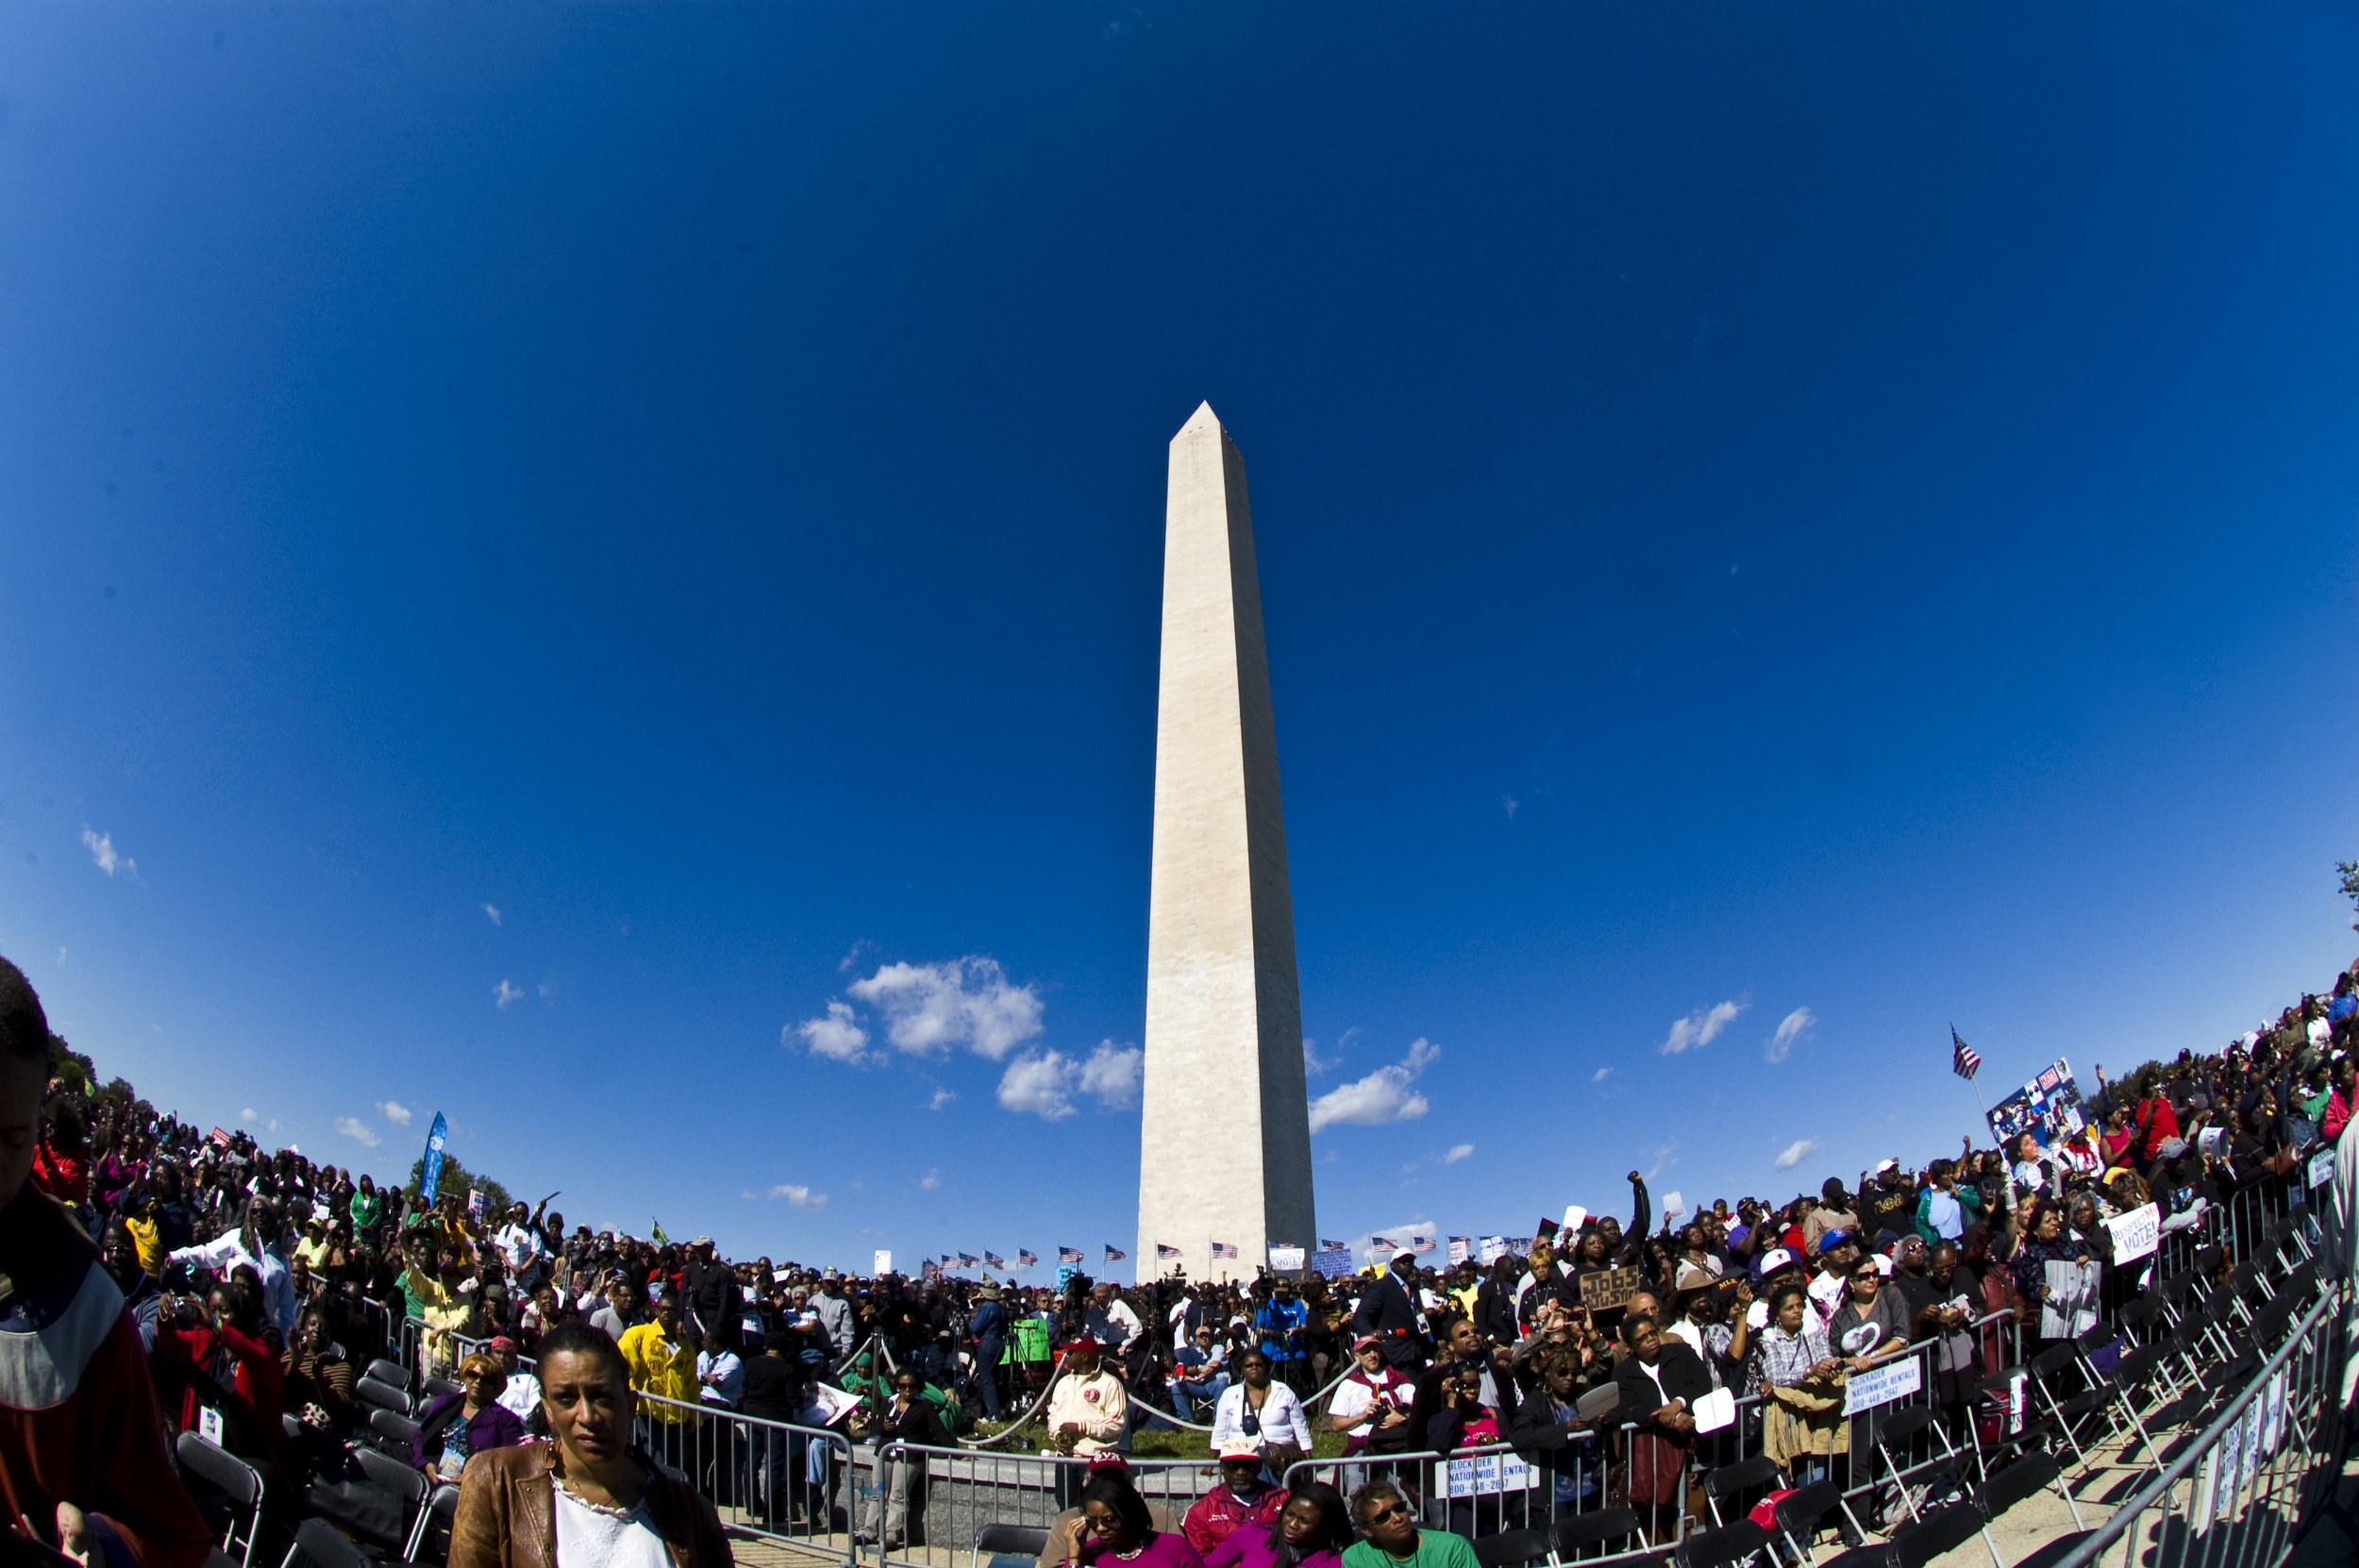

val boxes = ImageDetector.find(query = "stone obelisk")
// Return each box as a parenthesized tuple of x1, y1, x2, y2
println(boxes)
(1136, 404, 1315, 1283)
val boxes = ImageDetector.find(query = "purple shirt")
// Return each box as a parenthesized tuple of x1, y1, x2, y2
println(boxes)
(1207, 1533, 1343, 1568)
(1081, 1534, 1210, 1568)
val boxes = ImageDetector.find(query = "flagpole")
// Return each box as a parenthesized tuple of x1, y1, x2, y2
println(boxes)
(1954, 1024, 1993, 1150)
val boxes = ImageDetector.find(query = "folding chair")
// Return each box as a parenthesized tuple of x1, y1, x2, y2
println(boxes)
(1886, 1501, 1988, 1568)
(349, 1445, 431, 1554)
(355, 1377, 410, 1417)
(369, 1407, 422, 1459)
(364, 1359, 414, 1393)
(1769, 1479, 1844, 1560)
(1973, 1449, 2083, 1539)
(1866, 1407, 1961, 1524)
(176, 1431, 266, 1568)
(1670, 1518, 1769, 1568)
(280, 1518, 374, 1568)
(1553, 1508, 1646, 1561)
(420, 1376, 462, 1406)
(1472, 1528, 1551, 1568)
(971, 1523, 1052, 1568)
(1699, 1455, 1783, 1527)
(406, 1482, 460, 1565)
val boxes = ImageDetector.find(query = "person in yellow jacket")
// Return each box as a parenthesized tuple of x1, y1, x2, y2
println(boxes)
(618, 1294, 698, 1423)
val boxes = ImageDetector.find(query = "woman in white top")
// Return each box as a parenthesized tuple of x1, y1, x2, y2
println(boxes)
(1207, 1349, 1312, 1465)
(449, 1319, 732, 1568)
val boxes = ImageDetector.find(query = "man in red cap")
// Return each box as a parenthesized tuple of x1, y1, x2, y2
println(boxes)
(1044, 1338, 1127, 1507)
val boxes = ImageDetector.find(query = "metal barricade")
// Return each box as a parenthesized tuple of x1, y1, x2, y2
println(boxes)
(1282, 1442, 1600, 1545)
(862, 1444, 1217, 1568)
(638, 1392, 860, 1561)
(2048, 1282, 2348, 1568)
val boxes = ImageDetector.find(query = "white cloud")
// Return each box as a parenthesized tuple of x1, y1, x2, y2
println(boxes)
(845, 957, 1044, 1059)
(995, 1040, 1142, 1120)
(1302, 1038, 1338, 1076)
(56, 947, 66, 967)
(794, 1001, 869, 1062)
(1592, 1066, 1613, 1084)
(377, 1101, 413, 1126)
(1765, 1006, 1815, 1064)
(81, 827, 134, 877)
(1773, 1138, 1817, 1172)
(1660, 999, 1747, 1055)
(1077, 1041, 1142, 1109)
(917, 1169, 942, 1191)
(741, 1190, 756, 1201)
(1310, 1038, 1439, 1134)
(1644, 1142, 1679, 1180)
(241, 1108, 258, 1122)
(927, 1087, 957, 1111)
(493, 978, 524, 1009)
(767, 1183, 827, 1210)
(1445, 1143, 1475, 1165)
(1502, 796, 1519, 818)
(482, 903, 502, 926)
(333, 1116, 381, 1148)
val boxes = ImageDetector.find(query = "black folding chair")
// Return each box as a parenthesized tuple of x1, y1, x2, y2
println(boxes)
(1867, 1406, 1962, 1524)
(1671, 1518, 1769, 1568)
(1970, 1450, 2084, 1568)
(1472, 1528, 1551, 1568)
(369, 1407, 422, 1458)
(350, 1446, 431, 1553)
(1887, 1501, 1988, 1568)
(407, 1483, 460, 1565)
(1769, 1479, 1845, 1560)
(1699, 1455, 1783, 1527)
(176, 1430, 266, 1568)
(279, 1518, 374, 1568)
(355, 1376, 410, 1416)
(971, 1522, 1052, 1568)
(1553, 1508, 1647, 1561)
(364, 1359, 413, 1393)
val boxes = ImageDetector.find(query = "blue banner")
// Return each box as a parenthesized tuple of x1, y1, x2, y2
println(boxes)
(420, 1111, 448, 1204)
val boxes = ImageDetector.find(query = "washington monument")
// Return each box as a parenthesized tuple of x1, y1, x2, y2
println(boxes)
(1136, 404, 1316, 1281)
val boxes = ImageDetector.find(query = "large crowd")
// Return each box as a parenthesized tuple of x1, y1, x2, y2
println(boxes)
(4, 946, 2354, 1568)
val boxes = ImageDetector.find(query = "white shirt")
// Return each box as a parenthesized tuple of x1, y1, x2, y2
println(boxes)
(1326, 1367, 1410, 1431)
(169, 1227, 297, 1339)
(552, 1484, 670, 1568)
(495, 1223, 544, 1272)
(1209, 1379, 1312, 1453)
(496, 1371, 542, 1423)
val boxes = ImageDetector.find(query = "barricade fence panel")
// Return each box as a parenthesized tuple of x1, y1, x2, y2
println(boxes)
(638, 1392, 861, 1562)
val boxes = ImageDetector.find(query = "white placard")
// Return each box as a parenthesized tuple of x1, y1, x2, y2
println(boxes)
(873, 1250, 893, 1276)
(1268, 1245, 1306, 1274)
(1438, 1453, 1538, 1498)
(2260, 1369, 2287, 1456)
(2041, 1260, 2101, 1342)
(1476, 1235, 1510, 1265)
(2194, 1444, 2220, 1534)
(2309, 1147, 2336, 1189)
(1563, 1205, 1588, 1233)
(1844, 1356, 1923, 1416)
(2105, 1203, 2161, 1264)
(1693, 1387, 1736, 1433)
(2234, 1398, 2262, 1497)
(198, 1406, 226, 1446)
(1660, 1192, 1684, 1221)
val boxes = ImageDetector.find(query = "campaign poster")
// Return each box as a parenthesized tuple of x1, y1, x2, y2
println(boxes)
(1984, 1059, 2089, 1150)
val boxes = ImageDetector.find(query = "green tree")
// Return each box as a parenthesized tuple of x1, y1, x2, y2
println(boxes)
(2339, 859, 2359, 931)
(404, 1150, 515, 1218)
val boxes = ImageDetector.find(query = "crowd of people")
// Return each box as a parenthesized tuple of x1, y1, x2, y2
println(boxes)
(4, 947, 2354, 1568)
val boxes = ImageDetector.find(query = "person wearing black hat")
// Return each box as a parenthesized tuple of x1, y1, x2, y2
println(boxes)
(1347, 1252, 1427, 1372)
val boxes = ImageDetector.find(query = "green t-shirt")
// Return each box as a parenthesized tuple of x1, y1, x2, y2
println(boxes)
(1343, 1532, 1481, 1568)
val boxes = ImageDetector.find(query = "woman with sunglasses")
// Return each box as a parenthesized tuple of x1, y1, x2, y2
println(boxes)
(1339, 1479, 1478, 1568)
(1208, 1350, 1311, 1471)
(1823, 1257, 1908, 1369)
(856, 1368, 946, 1549)
(1056, 1469, 1206, 1568)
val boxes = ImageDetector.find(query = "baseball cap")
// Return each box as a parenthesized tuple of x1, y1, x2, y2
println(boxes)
(1755, 1247, 1799, 1277)
(1217, 1438, 1263, 1460)
(1815, 1229, 1855, 1255)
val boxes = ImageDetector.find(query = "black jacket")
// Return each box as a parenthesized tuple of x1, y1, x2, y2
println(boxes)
(1350, 1271, 1426, 1368)
(1614, 1342, 1714, 1428)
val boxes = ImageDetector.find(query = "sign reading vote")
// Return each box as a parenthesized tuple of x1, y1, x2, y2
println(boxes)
(1843, 1357, 1923, 1416)
(1580, 1267, 1644, 1312)
(2105, 1203, 2161, 1264)
(1438, 1453, 1537, 1498)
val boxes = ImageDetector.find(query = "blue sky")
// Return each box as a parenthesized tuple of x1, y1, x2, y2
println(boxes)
(4, 4, 2356, 1275)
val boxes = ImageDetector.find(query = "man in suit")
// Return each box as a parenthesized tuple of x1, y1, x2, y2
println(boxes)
(1349, 1252, 1429, 1373)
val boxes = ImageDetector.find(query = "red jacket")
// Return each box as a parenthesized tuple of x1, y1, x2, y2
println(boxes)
(1181, 1484, 1288, 1556)
(0, 1182, 212, 1568)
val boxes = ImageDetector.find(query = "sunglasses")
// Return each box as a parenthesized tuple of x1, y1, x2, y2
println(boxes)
(1363, 1503, 1410, 1524)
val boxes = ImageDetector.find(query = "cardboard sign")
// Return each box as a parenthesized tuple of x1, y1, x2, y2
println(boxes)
(1843, 1357, 1923, 1416)
(1563, 1206, 1588, 1233)
(1579, 1267, 1643, 1312)
(1985, 1059, 2089, 1150)
(1693, 1388, 1735, 1433)
(872, 1250, 893, 1276)
(2309, 1147, 2336, 1189)
(1476, 1235, 1510, 1265)
(1268, 1245, 1306, 1274)
(1438, 1453, 1537, 1498)
(2105, 1203, 2161, 1264)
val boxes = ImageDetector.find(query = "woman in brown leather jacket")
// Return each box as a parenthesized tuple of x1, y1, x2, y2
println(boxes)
(450, 1320, 732, 1568)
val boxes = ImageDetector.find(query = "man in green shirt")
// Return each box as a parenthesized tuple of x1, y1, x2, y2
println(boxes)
(1340, 1480, 1479, 1568)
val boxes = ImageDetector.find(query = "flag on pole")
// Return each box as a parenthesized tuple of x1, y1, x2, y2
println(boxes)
(652, 1218, 668, 1244)
(1103, 1244, 1128, 1262)
(1211, 1242, 1238, 1259)
(1951, 1026, 1983, 1081)
(1018, 1249, 1039, 1267)
(956, 1253, 978, 1268)
(1156, 1243, 1181, 1260)
(1058, 1246, 1083, 1264)
(984, 1252, 1007, 1270)
(418, 1111, 449, 1204)
(1319, 1239, 1347, 1252)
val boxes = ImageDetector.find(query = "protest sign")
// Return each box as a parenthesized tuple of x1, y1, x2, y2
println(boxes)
(2310, 1147, 2336, 1189)
(467, 1189, 485, 1221)
(1447, 1237, 1469, 1266)
(873, 1250, 892, 1276)
(1579, 1267, 1643, 1312)
(1311, 1245, 1354, 1279)
(1843, 1357, 1922, 1416)
(1563, 1205, 1587, 1233)
(2040, 1259, 2100, 1341)
(1693, 1388, 1735, 1433)
(2105, 1203, 2160, 1264)
(1268, 1245, 1306, 1274)
(1984, 1059, 2089, 1149)
(1476, 1236, 1510, 1265)
(1438, 1453, 1536, 1498)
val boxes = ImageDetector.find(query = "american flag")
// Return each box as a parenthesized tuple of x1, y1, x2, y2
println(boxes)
(1951, 1026, 1982, 1081)
(983, 1252, 1006, 1270)
(1103, 1244, 1128, 1262)
(956, 1253, 978, 1268)
(1018, 1249, 1039, 1267)
(1371, 1234, 1398, 1251)
(1211, 1242, 1238, 1259)
(1156, 1243, 1181, 1259)
(1058, 1246, 1083, 1264)
(1319, 1239, 1347, 1252)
